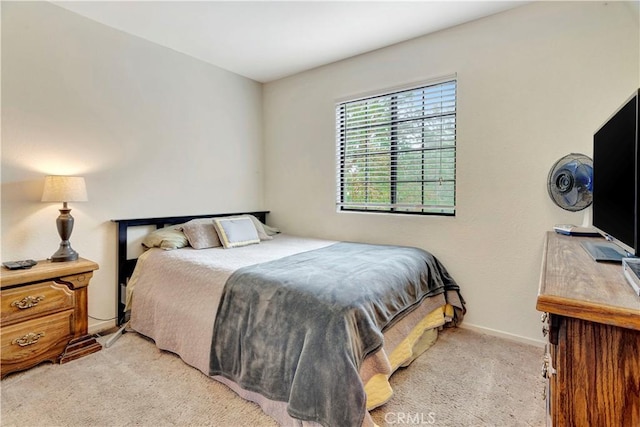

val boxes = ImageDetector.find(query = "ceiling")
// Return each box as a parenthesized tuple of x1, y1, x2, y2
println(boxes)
(53, 1, 528, 83)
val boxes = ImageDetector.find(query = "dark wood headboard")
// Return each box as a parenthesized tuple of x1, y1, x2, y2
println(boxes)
(111, 211, 269, 325)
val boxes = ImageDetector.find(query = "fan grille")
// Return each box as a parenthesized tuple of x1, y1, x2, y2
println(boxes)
(547, 153, 593, 212)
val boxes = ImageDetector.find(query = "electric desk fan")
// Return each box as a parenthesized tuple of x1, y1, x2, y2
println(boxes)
(548, 153, 598, 237)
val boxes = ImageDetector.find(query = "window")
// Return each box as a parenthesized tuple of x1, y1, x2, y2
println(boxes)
(336, 79, 456, 215)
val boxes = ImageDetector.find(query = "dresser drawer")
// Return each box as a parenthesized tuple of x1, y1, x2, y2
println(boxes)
(1, 281, 74, 325)
(1, 310, 74, 375)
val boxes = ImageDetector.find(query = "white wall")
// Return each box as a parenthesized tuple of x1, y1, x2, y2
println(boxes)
(1, 2, 264, 332)
(263, 1, 640, 344)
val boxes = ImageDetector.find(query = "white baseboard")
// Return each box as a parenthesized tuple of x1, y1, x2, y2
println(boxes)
(89, 320, 117, 336)
(459, 322, 546, 348)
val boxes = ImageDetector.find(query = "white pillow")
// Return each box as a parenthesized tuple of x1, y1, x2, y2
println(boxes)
(141, 225, 188, 250)
(224, 214, 275, 241)
(213, 217, 260, 249)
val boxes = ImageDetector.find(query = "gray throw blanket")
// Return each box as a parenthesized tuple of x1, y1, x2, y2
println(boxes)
(209, 242, 463, 427)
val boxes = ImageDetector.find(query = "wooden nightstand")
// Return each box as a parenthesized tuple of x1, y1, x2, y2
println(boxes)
(1, 258, 102, 378)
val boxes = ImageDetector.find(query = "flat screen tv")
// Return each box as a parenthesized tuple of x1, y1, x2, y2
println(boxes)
(589, 89, 640, 261)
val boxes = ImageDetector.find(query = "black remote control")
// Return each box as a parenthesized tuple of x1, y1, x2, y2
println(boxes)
(3, 259, 37, 270)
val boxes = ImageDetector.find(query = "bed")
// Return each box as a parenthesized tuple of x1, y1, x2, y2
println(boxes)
(112, 211, 465, 427)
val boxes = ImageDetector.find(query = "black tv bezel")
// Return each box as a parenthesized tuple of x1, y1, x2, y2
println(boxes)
(591, 89, 640, 257)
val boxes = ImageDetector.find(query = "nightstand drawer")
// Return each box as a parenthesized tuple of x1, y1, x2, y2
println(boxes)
(1, 281, 74, 325)
(1, 310, 74, 374)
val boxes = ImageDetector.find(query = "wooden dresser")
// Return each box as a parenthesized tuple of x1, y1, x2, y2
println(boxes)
(537, 232, 640, 427)
(1, 258, 102, 378)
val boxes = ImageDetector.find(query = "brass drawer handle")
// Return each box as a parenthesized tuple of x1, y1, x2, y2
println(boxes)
(11, 295, 45, 309)
(542, 324, 549, 336)
(12, 332, 45, 347)
(541, 349, 556, 379)
(541, 358, 549, 378)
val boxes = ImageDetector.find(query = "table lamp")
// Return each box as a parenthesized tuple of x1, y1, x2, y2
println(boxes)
(41, 176, 88, 262)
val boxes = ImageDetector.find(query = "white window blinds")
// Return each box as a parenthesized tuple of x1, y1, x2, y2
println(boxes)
(336, 79, 457, 215)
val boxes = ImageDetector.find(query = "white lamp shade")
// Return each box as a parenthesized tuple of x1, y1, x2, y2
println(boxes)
(41, 176, 88, 202)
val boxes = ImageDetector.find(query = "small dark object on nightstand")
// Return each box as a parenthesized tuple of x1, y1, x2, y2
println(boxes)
(2, 260, 37, 270)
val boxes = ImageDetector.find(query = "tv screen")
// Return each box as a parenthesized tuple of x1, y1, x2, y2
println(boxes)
(592, 90, 640, 255)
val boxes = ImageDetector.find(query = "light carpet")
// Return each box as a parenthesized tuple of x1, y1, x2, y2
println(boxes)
(0, 327, 545, 427)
